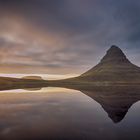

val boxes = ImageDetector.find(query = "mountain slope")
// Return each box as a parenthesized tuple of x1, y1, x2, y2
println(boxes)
(78, 45, 140, 82)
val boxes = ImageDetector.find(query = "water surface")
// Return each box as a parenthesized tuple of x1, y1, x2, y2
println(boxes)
(0, 87, 140, 140)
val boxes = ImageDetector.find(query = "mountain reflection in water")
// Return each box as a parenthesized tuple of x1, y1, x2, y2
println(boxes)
(22, 85, 140, 124)
(0, 86, 140, 140)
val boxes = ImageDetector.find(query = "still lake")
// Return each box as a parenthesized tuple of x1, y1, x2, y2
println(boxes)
(0, 74, 140, 140)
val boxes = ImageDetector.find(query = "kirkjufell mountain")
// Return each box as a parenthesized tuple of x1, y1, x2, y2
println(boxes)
(76, 45, 140, 84)
(0, 45, 140, 91)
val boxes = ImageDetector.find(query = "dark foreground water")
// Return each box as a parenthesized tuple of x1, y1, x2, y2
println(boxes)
(0, 87, 140, 140)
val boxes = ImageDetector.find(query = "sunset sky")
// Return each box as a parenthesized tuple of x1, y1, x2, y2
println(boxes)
(0, 0, 140, 74)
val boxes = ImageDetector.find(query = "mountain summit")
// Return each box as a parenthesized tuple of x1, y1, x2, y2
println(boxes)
(100, 45, 130, 64)
(79, 45, 140, 83)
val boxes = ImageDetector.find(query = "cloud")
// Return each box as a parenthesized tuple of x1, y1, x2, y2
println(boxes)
(0, 0, 140, 74)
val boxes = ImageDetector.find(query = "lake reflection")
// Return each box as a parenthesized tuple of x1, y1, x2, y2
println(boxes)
(0, 87, 140, 140)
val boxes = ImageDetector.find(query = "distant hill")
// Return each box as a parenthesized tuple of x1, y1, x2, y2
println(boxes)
(22, 76, 43, 80)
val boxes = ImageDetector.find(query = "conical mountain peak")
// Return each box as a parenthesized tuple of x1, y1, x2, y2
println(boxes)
(80, 45, 140, 81)
(100, 45, 130, 64)
(108, 45, 122, 51)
